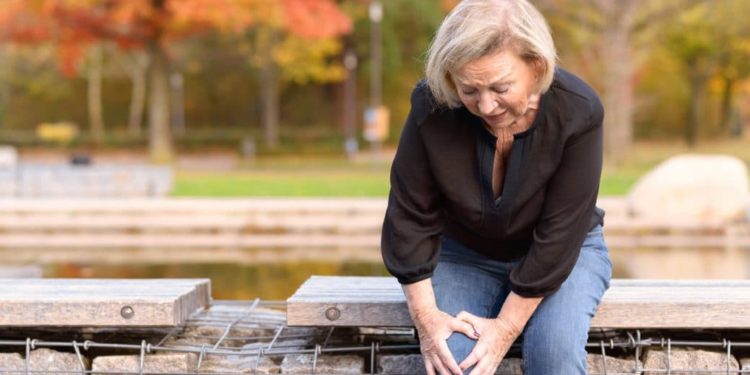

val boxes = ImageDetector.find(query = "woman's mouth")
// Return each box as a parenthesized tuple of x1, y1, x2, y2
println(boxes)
(484, 111, 507, 123)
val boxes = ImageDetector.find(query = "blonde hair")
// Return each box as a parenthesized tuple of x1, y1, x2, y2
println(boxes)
(425, 0, 557, 108)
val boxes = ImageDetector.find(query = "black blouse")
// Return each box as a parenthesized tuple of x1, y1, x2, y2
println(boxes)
(381, 68, 605, 297)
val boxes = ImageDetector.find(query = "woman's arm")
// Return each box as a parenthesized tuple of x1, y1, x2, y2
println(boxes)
(403, 279, 478, 375)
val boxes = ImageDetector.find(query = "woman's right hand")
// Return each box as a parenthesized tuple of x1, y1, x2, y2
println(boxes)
(413, 307, 480, 375)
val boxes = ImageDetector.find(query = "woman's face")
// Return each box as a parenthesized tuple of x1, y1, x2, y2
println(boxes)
(452, 49, 541, 129)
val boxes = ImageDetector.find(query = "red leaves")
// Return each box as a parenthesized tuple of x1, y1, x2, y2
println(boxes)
(282, 0, 352, 39)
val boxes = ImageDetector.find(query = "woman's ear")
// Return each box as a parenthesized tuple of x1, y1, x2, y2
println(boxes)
(531, 57, 545, 91)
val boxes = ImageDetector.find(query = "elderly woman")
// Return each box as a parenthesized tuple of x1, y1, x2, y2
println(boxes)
(381, 0, 612, 374)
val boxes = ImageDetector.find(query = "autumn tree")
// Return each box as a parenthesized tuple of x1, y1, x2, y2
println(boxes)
(536, 0, 711, 164)
(249, 0, 351, 148)
(0, 0, 254, 162)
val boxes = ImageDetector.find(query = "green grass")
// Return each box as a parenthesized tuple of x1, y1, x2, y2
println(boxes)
(172, 139, 750, 197)
(172, 157, 392, 197)
(173, 170, 391, 197)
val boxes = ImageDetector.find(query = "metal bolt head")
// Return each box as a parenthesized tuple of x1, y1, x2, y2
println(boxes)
(325, 307, 341, 321)
(120, 305, 135, 320)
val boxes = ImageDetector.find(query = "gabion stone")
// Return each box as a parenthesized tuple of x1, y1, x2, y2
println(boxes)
(280, 354, 363, 374)
(92, 353, 197, 374)
(494, 357, 522, 374)
(196, 354, 280, 374)
(28, 348, 88, 372)
(643, 348, 739, 375)
(378, 354, 425, 374)
(376, 354, 522, 375)
(0, 353, 24, 371)
(587, 354, 640, 375)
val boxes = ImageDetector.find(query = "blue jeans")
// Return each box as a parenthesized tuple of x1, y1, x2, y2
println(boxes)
(432, 225, 612, 375)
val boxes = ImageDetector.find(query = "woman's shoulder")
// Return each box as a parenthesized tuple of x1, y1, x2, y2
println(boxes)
(408, 80, 451, 127)
(548, 68, 604, 125)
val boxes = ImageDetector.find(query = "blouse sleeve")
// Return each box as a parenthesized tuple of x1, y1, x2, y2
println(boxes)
(509, 97, 605, 297)
(381, 82, 444, 285)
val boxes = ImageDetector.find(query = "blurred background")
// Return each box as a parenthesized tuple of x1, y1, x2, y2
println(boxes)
(0, 0, 749, 300)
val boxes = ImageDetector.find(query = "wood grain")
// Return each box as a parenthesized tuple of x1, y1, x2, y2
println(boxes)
(0, 279, 211, 327)
(287, 276, 750, 329)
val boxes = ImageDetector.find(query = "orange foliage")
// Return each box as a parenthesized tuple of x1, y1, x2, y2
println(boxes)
(0, 0, 351, 76)
(283, 0, 352, 39)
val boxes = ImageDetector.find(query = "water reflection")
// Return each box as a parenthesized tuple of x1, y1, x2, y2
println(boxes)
(27, 245, 750, 300)
(45, 260, 389, 300)
(610, 246, 749, 279)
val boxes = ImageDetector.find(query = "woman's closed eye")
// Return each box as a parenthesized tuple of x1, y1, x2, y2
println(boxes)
(491, 86, 509, 94)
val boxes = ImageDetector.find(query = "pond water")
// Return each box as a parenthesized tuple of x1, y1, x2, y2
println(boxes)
(26, 244, 750, 300)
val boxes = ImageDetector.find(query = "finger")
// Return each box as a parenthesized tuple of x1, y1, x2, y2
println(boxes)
(424, 356, 436, 375)
(431, 353, 452, 375)
(467, 356, 494, 375)
(436, 340, 463, 375)
(449, 318, 480, 339)
(456, 311, 483, 333)
(459, 343, 484, 370)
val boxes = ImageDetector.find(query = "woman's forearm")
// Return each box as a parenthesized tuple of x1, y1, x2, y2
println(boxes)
(402, 278, 438, 321)
(497, 292, 543, 335)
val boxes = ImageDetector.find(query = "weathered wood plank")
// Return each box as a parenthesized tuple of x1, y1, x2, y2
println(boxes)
(0, 279, 211, 327)
(286, 276, 750, 329)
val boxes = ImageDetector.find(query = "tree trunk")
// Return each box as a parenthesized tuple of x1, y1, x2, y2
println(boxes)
(599, 0, 637, 166)
(260, 51, 280, 148)
(128, 53, 148, 137)
(170, 71, 185, 136)
(686, 67, 708, 147)
(0, 46, 10, 127)
(87, 45, 105, 144)
(147, 42, 173, 164)
(718, 76, 734, 134)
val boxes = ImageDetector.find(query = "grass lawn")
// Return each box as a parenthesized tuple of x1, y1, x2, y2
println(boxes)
(172, 139, 750, 197)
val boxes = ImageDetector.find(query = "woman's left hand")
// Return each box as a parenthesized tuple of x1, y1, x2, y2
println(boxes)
(455, 311, 522, 375)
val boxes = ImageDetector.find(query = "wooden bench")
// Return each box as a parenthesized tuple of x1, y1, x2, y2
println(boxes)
(0, 278, 211, 327)
(287, 276, 750, 329)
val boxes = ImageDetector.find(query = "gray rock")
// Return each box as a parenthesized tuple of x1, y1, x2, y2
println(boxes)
(280, 354, 363, 374)
(0, 353, 24, 371)
(494, 357, 522, 375)
(643, 348, 738, 375)
(378, 354, 425, 375)
(182, 325, 278, 347)
(740, 357, 750, 370)
(376, 354, 522, 375)
(28, 348, 88, 372)
(587, 354, 640, 375)
(92, 353, 197, 374)
(196, 354, 279, 374)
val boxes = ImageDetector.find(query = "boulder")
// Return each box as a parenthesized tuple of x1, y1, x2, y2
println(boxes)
(627, 154, 750, 222)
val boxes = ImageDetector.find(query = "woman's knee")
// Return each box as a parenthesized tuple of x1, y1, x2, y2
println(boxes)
(445, 331, 475, 366)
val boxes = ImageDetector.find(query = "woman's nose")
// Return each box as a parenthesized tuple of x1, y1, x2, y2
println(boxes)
(477, 93, 496, 115)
